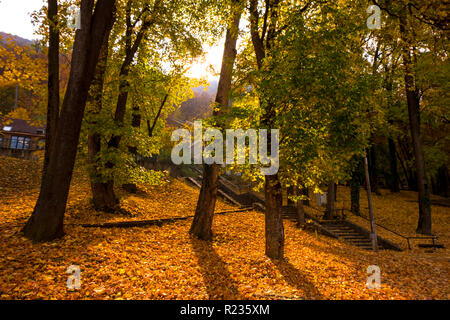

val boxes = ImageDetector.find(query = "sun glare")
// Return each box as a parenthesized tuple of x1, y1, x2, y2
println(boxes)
(186, 43, 224, 80)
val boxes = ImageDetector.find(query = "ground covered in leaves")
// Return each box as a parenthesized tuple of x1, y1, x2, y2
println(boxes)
(0, 156, 448, 299)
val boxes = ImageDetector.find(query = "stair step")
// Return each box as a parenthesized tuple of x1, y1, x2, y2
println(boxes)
(339, 234, 367, 240)
(333, 230, 359, 234)
(351, 242, 373, 245)
(326, 226, 353, 229)
(352, 242, 372, 246)
(330, 231, 356, 234)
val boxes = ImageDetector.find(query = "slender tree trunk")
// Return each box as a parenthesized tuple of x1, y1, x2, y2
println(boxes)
(190, 3, 242, 240)
(436, 165, 449, 197)
(22, 0, 116, 242)
(87, 19, 118, 211)
(264, 173, 284, 259)
(431, 176, 437, 195)
(334, 183, 338, 201)
(350, 179, 360, 216)
(323, 182, 335, 219)
(388, 137, 400, 192)
(396, 138, 416, 190)
(350, 169, 361, 216)
(249, 0, 284, 259)
(399, 13, 432, 235)
(367, 43, 380, 196)
(350, 156, 363, 215)
(385, 58, 400, 193)
(43, 0, 60, 177)
(147, 94, 168, 138)
(262, 107, 284, 258)
(368, 146, 380, 195)
(123, 92, 169, 193)
(102, 1, 158, 198)
(122, 104, 141, 194)
(302, 187, 309, 206)
(296, 187, 305, 226)
(190, 164, 221, 240)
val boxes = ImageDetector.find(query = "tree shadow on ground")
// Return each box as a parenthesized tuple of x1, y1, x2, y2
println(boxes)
(190, 236, 243, 299)
(271, 258, 324, 300)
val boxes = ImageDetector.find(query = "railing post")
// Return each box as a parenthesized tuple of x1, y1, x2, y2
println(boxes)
(364, 155, 378, 251)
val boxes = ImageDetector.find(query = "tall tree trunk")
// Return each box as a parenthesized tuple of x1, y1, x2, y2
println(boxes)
(265, 173, 284, 259)
(368, 146, 380, 195)
(396, 138, 416, 190)
(190, 164, 221, 240)
(123, 92, 169, 193)
(334, 183, 338, 201)
(22, 0, 116, 242)
(388, 137, 400, 192)
(43, 0, 60, 177)
(350, 158, 362, 216)
(147, 94, 168, 138)
(262, 108, 284, 258)
(323, 182, 335, 220)
(102, 1, 159, 199)
(249, 0, 284, 259)
(190, 3, 242, 240)
(87, 17, 118, 211)
(436, 165, 449, 197)
(122, 103, 141, 194)
(350, 178, 360, 216)
(368, 43, 380, 196)
(302, 187, 309, 206)
(399, 13, 432, 235)
(385, 56, 400, 193)
(296, 187, 305, 226)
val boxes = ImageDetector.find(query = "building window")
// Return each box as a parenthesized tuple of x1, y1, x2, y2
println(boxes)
(17, 137, 25, 149)
(23, 137, 31, 149)
(10, 136, 18, 149)
(10, 136, 31, 150)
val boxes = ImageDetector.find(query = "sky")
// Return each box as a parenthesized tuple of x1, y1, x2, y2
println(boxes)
(0, 0, 224, 79)
(0, 0, 45, 40)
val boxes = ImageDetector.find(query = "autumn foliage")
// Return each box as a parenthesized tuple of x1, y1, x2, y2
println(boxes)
(0, 156, 448, 300)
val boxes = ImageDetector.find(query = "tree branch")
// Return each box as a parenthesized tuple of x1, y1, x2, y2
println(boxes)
(147, 93, 169, 137)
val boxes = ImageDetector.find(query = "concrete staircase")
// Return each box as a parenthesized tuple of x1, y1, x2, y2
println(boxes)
(185, 174, 402, 251)
(281, 205, 402, 251)
(320, 220, 376, 250)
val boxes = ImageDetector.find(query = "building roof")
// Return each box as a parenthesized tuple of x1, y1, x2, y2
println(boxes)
(0, 117, 45, 137)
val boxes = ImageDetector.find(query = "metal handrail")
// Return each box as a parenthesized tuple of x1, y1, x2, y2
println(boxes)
(304, 203, 437, 249)
(342, 208, 437, 249)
